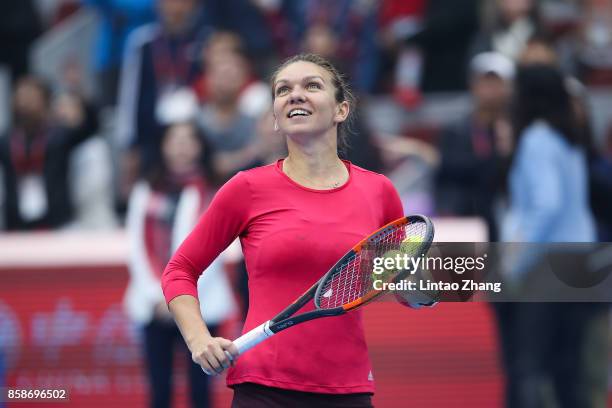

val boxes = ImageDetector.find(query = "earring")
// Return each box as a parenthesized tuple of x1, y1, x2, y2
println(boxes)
(274, 121, 279, 131)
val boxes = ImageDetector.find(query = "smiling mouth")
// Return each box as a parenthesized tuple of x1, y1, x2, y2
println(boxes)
(287, 108, 312, 118)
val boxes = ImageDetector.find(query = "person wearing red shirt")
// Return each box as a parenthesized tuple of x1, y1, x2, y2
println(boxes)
(162, 54, 403, 407)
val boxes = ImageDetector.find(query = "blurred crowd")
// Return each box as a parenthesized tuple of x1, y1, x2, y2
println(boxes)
(1, 0, 612, 407)
(0, 0, 610, 235)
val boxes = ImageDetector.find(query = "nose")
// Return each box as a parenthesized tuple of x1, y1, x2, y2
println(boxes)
(288, 86, 306, 103)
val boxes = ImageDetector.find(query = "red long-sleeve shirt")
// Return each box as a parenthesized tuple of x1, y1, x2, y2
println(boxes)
(162, 159, 403, 394)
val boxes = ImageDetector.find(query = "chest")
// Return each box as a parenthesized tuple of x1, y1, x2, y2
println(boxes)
(240, 188, 383, 283)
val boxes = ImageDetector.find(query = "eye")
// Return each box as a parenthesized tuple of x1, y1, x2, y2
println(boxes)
(307, 82, 322, 90)
(275, 85, 289, 96)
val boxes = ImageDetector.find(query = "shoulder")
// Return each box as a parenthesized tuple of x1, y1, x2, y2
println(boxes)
(349, 162, 381, 177)
(236, 162, 279, 182)
(350, 163, 395, 189)
(350, 162, 400, 199)
(350, 163, 404, 222)
(215, 163, 277, 195)
(522, 121, 562, 144)
(520, 121, 566, 153)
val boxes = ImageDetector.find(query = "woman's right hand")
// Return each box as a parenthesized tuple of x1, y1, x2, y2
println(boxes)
(167, 295, 237, 375)
(189, 335, 238, 376)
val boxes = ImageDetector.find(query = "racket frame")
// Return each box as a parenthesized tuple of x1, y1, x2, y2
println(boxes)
(315, 215, 435, 312)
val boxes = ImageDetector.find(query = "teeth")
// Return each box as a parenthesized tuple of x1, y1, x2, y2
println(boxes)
(288, 109, 311, 118)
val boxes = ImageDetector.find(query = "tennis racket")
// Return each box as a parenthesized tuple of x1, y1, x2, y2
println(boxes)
(205, 215, 434, 374)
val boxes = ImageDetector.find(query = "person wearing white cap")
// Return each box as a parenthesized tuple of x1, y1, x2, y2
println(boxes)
(435, 51, 515, 242)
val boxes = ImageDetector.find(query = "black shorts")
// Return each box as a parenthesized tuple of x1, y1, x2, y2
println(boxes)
(231, 382, 374, 408)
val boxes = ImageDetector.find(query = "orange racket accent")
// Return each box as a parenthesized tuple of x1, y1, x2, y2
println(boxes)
(342, 290, 380, 311)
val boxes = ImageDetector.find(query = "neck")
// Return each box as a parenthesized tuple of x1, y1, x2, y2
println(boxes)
(283, 130, 348, 189)
(169, 165, 197, 178)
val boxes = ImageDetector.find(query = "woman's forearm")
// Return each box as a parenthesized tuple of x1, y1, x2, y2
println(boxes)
(168, 294, 237, 375)
(168, 294, 211, 348)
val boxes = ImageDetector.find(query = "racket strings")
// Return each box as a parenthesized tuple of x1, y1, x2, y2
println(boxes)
(317, 221, 429, 309)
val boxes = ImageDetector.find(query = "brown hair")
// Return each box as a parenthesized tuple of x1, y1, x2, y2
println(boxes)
(270, 53, 355, 154)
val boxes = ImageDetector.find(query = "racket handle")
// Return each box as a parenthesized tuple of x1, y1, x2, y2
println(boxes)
(202, 320, 274, 375)
(233, 320, 274, 355)
(203, 321, 274, 376)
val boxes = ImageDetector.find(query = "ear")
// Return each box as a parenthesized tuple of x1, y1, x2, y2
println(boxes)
(334, 101, 350, 124)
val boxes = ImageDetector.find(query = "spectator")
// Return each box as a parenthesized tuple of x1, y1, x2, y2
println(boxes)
(196, 32, 271, 120)
(436, 52, 515, 241)
(517, 36, 612, 241)
(498, 64, 603, 408)
(472, 0, 542, 61)
(123, 120, 235, 408)
(197, 51, 261, 181)
(83, 0, 156, 106)
(116, 0, 213, 197)
(0, 76, 98, 230)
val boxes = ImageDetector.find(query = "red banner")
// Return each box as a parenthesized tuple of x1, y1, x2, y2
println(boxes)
(0, 262, 505, 407)
(0, 265, 149, 407)
(3, 229, 606, 407)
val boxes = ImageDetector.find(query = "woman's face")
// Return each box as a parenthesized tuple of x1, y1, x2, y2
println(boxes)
(162, 123, 202, 174)
(272, 61, 348, 139)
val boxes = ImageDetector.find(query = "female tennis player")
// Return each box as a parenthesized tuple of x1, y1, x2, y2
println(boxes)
(162, 54, 403, 407)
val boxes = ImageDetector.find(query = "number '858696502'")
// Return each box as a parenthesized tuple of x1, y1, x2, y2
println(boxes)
(2, 388, 69, 401)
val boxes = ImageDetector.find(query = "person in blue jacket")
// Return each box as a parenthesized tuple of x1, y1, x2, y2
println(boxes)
(496, 64, 607, 408)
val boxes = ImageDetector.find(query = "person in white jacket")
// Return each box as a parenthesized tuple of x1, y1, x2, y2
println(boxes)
(123, 121, 235, 408)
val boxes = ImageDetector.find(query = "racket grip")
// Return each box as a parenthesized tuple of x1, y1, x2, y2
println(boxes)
(232, 320, 274, 355)
(202, 321, 274, 376)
